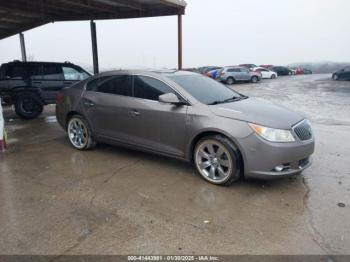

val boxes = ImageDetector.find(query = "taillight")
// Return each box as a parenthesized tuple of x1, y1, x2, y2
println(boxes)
(56, 93, 64, 104)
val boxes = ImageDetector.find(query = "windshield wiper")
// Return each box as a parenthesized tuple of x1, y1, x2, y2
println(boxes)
(208, 96, 243, 105)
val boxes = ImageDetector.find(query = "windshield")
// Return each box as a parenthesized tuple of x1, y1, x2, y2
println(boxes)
(168, 75, 244, 105)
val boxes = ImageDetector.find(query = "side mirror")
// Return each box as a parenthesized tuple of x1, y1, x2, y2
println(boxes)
(159, 93, 184, 105)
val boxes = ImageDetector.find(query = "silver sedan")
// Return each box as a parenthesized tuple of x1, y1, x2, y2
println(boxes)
(56, 70, 314, 186)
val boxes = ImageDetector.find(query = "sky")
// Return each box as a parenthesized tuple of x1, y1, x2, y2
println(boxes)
(0, 0, 349, 70)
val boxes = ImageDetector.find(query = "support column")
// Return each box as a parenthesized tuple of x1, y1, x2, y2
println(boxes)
(90, 20, 99, 74)
(177, 14, 183, 70)
(19, 33, 27, 62)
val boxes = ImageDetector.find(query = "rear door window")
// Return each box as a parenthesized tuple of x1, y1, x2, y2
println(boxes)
(87, 75, 132, 97)
(30, 64, 43, 80)
(228, 68, 240, 73)
(133, 76, 174, 101)
(7, 64, 28, 79)
(42, 64, 64, 80)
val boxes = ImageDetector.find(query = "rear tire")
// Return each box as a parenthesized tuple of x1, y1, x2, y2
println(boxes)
(271, 74, 277, 79)
(333, 74, 339, 81)
(251, 76, 258, 83)
(67, 115, 96, 150)
(226, 77, 235, 85)
(14, 93, 43, 119)
(194, 135, 242, 186)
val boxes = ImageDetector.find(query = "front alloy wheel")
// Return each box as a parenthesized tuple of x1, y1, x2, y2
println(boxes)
(194, 136, 241, 185)
(333, 74, 339, 80)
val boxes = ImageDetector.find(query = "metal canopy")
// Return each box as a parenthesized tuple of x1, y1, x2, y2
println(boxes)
(0, 0, 186, 40)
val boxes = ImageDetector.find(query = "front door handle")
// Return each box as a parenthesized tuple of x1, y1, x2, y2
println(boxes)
(83, 100, 95, 107)
(129, 110, 140, 116)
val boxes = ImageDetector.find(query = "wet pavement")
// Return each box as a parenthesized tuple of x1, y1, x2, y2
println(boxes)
(0, 74, 349, 255)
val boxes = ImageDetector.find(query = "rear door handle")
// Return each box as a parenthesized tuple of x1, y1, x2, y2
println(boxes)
(32, 81, 42, 84)
(64, 81, 73, 85)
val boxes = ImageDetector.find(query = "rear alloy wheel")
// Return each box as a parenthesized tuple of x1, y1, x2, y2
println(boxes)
(226, 77, 235, 85)
(251, 76, 258, 83)
(67, 115, 96, 150)
(333, 74, 339, 81)
(194, 135, 241, 186)
(14, 93, 43, 119)
(288, 71, 292, 76)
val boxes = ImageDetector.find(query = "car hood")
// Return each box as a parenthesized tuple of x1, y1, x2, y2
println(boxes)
(209, 98, 304, 129)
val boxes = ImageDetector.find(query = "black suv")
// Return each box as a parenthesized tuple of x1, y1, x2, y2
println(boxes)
(0, 61, 91, 119)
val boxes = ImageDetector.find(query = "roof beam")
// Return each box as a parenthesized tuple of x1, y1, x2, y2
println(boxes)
(93, 0, 145, 10)
(51, 0, 115, 13)
(54, 8, 184, 21)
(159, 0, 186, 8)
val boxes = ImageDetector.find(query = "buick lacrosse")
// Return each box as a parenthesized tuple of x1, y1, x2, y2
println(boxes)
(56, 70, 314, 185)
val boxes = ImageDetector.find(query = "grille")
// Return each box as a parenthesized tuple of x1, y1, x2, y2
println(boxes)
(293, 120, 312, 141)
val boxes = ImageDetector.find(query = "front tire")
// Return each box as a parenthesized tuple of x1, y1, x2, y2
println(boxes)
(67, 115, 96, 150)
(333, 74, 339, 81)
(226, 77, 235, 85)
(271, 74, 277, 79)
(194, 135, 242, 186)
(14, 93, 43, 119)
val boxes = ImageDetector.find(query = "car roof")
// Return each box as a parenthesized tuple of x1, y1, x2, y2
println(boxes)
(223, 66, 243, 69)
(6, 61, 75, 65)
(97, 69, 198, 78)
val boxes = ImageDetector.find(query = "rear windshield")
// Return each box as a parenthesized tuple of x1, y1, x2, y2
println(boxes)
(168, 75, 241, 105)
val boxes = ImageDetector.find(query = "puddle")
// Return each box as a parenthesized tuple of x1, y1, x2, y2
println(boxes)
(45, 116, 57, 123)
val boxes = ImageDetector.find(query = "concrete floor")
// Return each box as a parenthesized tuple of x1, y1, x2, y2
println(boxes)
(0, 74, 349, 255)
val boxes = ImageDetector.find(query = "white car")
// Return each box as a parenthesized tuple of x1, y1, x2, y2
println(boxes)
(253, 67, 278, 79)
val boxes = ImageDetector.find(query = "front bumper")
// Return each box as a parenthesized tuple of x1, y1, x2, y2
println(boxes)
(237, 133, 315, 180)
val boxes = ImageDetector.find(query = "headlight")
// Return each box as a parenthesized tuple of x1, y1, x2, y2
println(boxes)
(249, 123, 295, 142)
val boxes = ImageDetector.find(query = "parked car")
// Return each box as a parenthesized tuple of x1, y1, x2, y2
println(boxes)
(290, 67, 304, 75)
(239, 64, 258, 70)
(206, 68, 222, 79)
(260, 65, 274, 69)
(253, 67, 277, 79)
(270, 66, 293, 76)
(0, 61, 91, 119)
(332, 66, 350, 80)
(289, 68, 297, 75)
(302, 68, 313, 75)
(56, 70, 314, 185)
(198, 66, 221, 75)
(218, 66, 261, 84)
